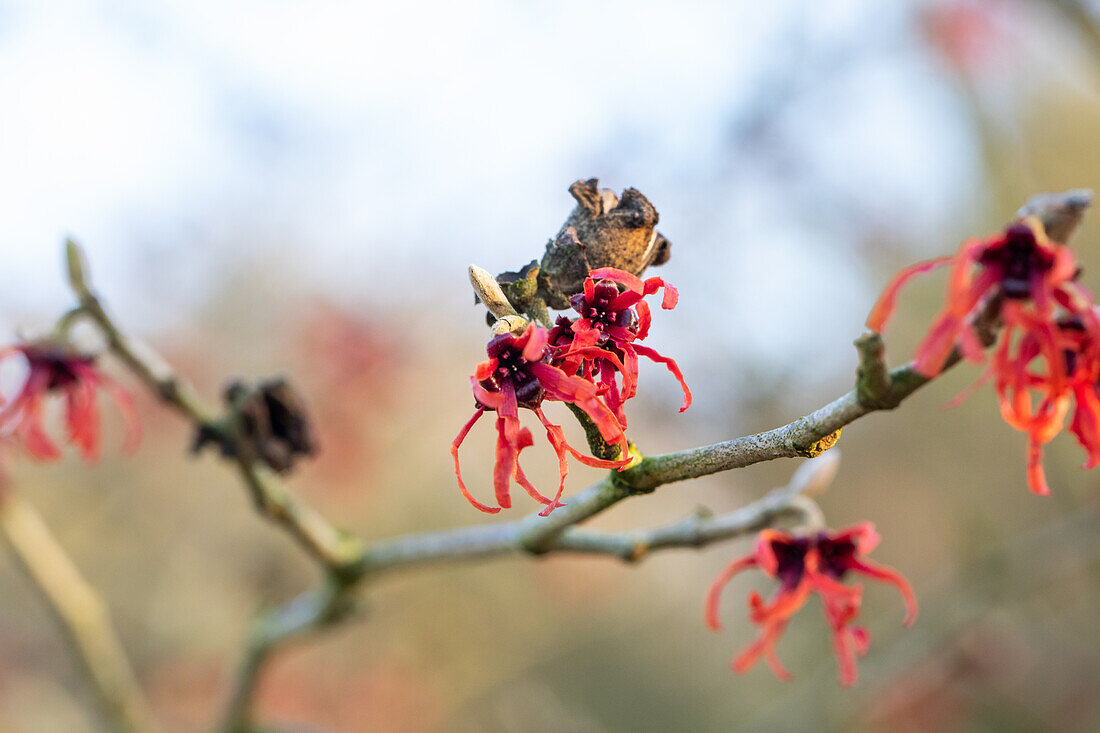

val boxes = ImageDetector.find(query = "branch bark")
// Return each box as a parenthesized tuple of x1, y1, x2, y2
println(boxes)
(217, 454, 834, 732)
(219, 577, 354, 733)
(357, 452, 835, 572)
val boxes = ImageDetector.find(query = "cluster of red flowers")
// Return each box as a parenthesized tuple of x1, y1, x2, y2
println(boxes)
(706, 523, 916, 687)
(866, 216, 1100, 495)
(549, 268, 691, 427)
(706, 213, 1100, 687)
(0, 342, 139, 463)
(452, 267, 691, 516)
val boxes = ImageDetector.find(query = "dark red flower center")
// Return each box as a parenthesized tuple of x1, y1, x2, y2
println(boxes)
(569, 280, 638, 340)
(480, 333, 545, 408)
(771, 538, 811, 589)
(815, 535, 857, 580)
(770, 534, 858, 588)
(979, 223, 1056, 299)
(24, 348, 91, 391)
(547, 316, 576, 350)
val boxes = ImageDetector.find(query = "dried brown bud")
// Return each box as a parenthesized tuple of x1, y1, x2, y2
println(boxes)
(537, 179, 671, 309)
(561, 178, 668, 274)
(193, 378, 317, 474)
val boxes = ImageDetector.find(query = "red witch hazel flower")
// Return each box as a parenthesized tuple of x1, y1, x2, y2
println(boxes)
(995, 313, 1100, 494)
(705, 523, 917, 687)
(867, 216, 1100, 495)
(452, 324, 631, 516)
(1064, 317, 1100, 471)
(549, 267, 691, 426)
(868, 217, 1098, 378)
(0, 341, 141, 462)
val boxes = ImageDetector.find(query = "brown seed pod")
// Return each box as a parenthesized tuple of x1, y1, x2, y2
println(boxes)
(193, 378, 317, 474)
(537, 179, 672, 309)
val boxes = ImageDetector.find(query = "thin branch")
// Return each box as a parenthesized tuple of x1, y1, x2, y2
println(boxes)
(0, 491, 159, 733)
(616, 359, 910, 491)
(66, 241, 218, 426)
(358, 452, 836, 572)
(233, 459, 363, 571)
(505, 338, 935, 552)
(615, 293, 1006, 494)
(65, 241, 359, 571)
(219, 577, 354, 733)
(218, 455, 833, 730)
(217, 455, 834, 731)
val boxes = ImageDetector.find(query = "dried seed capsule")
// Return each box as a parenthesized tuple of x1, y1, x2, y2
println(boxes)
(538, 179, 672, 308)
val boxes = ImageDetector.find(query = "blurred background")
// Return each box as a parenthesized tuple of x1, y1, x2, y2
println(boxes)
(2, 0, 1100, 731)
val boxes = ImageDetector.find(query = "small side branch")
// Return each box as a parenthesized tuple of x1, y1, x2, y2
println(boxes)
(66, 241, 218, 426)
(65, 241, 357, 571)
(219, 577, 354, 733)
(0, 492, 158, 733)
(233, 460, 363, 571)
(356, 454, 837, 574)
(618, 355, 941, 491)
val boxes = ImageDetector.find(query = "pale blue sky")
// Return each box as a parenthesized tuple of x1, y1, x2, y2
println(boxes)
(0, 0, 994, 388)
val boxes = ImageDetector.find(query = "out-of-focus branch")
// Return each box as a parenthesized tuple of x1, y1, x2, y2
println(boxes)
(66, 241, 218, 427)
(1051, 0, 1100, 64)
(232, 460, 362, 570)
(64, 243, 367, 731)
(219, 576, 355, 733)
(216, 455, 834, 731)
(0, 491, 158, 733)
(64, 241, 361, 571)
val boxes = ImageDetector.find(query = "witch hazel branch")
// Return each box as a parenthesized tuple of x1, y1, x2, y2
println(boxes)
(0, 181, 1095, 733)
(453, 183, 1100, 685)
